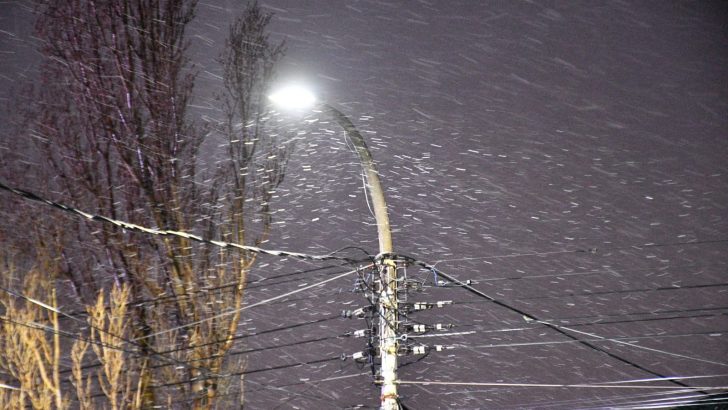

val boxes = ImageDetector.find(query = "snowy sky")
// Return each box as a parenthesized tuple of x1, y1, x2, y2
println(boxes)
(1, 1, 727, 408)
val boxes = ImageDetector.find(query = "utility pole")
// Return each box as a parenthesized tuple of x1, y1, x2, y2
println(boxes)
(268, 87, 400, 409)
(323, 104, 400, 410)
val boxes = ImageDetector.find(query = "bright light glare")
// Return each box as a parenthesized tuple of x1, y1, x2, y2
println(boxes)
(268, 85, 317, 110)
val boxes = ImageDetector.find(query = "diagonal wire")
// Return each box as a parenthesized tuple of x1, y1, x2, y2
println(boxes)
(430, 238, 728, 265)
(457, 329, 727, 361)
(0, 181, 357, 263)
(400, 254, 707, 391)
(132, 265, 368, 342)
(0, 285, 235, 385)
(527, 319, 728, 367)
(395, 380, 728, 390)
(0, 315, 138, 357)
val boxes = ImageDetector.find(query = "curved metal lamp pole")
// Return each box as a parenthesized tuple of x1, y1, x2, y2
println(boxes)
(269, 87, 399, 409)
(320, 103, 399, 410)
(319, 104, 393, 251)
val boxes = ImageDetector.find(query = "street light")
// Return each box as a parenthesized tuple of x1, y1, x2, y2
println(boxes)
(268, 85, 316, 111)
(269, 85, 400, 410)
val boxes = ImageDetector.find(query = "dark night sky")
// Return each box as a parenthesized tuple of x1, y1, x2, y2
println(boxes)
(2, 1, 728, 408)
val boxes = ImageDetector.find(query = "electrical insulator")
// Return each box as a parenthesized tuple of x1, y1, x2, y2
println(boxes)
(434, 323, 454, 331)
(399, 323, 421, 333)
(398, 280, 423, 292)
(352, 350, 368, 363)
(400, 344, 455, 356)
(412, 345, 427, 355)
(400, 323, 454, 333)
(352, 348, 378, 363)
(353, 306, 372, 318)
(401, 300, 452, 313)
(437, 279, 474, 287)
(353, 329, 370, 338)
(341, 305, 373, 319)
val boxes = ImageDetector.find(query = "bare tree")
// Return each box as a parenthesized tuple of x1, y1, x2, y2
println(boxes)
(0, 253, 140, 410)
(0, 255, 65, 409)
(3, 0, 287, 407)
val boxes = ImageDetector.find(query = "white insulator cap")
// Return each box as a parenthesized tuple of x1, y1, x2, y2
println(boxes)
(352, 351, 368, 362)
(352, 307, 369, 318)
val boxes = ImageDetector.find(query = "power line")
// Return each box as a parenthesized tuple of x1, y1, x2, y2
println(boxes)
(467, 261, 727, 283)
(155, 315, 340, 355)
(513, 282, 728, 301)
(537, 305, 728, 326)
(455, 309, 728, 333)
(149, 334, 344, 372)
(0, 181, 358, 263)
(6, 180, 724, 274)
(398, 255, 705, 391)
(0, 288, 233, 386)
(524, 320, 728, 367)
(493, 388, 728, 410)
(5, 180, 727, 405)
(60, 314, 344, 379)
(456, 329, 726, 361)
(544, 388, 728, 410)
(420, 308, 728, 350)
(158, 373, 372, 409)
(1, 262, 364, 396)
(402, 317, 726, 357)
(132, 265, 368, 342)
(430, 238, 728, 265)
(395, 380, 728, 391)
(85, 360, 354, 409)
(149, 356, 344, 390)
(1, 279, 362, 393)
(0, 182, 380, 377)
(57, 263, 359, 321)
(0, 316, 139, 357)
(0, 181, 391, 404)
(5, 180, 724, 279)
(591, 392, 728, 410)
(337, 252, 728, 403)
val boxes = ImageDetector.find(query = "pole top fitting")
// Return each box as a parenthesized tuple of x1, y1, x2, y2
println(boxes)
(381, 392, 399, 401)
(375, 252, 415, 266)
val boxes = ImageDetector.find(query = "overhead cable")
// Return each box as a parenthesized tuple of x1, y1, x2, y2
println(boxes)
(0, 181, 359, 263)
(395, 380, 728, 390)
(397, 254, 702, 390)
(132, 265, 368, 342)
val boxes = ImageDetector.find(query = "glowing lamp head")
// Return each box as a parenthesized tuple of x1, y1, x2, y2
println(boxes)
(268, 85, 317, 110)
